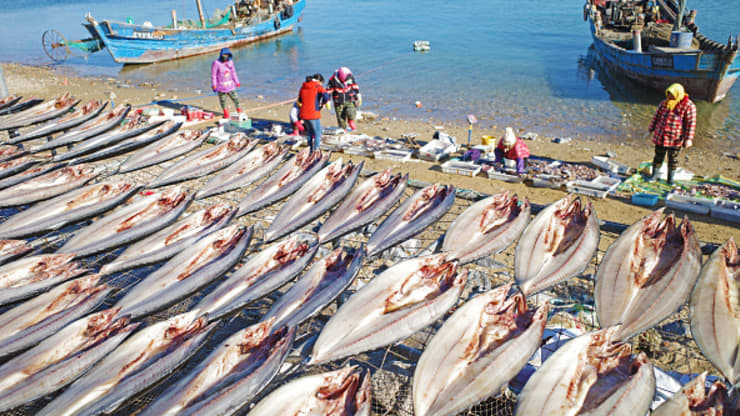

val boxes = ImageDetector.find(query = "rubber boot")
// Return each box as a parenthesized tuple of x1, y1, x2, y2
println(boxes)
(347, 119, 357, 131)
(667, 169, 675, 185)
(237, 108, 242, 113)
(223, 109, 230, 120)
(647, 162, 659, 182)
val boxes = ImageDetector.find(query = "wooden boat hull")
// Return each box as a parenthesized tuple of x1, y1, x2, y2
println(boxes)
(84, 0, 305, 64)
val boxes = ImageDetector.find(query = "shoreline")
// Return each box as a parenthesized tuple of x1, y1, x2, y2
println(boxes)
(2, 62, 738, 244)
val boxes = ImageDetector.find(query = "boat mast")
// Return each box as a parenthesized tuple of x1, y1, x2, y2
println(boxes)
(673, 0, 686, 31)
(196, 0, 207, 28)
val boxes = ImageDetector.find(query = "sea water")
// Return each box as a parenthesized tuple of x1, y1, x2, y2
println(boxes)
(0, 0, 737, 151)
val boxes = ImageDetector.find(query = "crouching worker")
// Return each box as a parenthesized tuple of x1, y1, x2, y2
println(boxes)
(288, 102, 304, 136)
(647, 83, 696, 185)
(494, 127, 530, 174)
(327, 67, 361, 131)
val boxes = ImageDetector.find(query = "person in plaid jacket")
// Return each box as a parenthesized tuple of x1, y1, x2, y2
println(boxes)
(647, 83, 696, 185)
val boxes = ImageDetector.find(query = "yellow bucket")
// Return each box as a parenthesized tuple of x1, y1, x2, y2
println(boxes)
(481, 135, 497, 147)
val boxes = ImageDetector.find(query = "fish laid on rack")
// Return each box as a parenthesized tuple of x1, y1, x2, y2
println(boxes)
(100, 203, 235, 275)
(263, 246, 364, 329)
(140, 319, 295, 416)
(58, 187, 192, 257)
(51, 117, 166, 162)
(196, 232, 318, 321)
(0, 239, 32, 265)
(265, 158, 362, 242)
(36, 311, 215, 416)
(247, 365, 372, 416)
(237, 149, 328, 216)
(0, 164, 100, 208)
(318, 169, 408, 243)
(0, 181, 139, 239)
(115, 224, 252, 319)
(30, 104, 132, 153)
(0, 274, 109, 358)
(690, 237, 740, 386)
(196, 142, 287, 199)
(515, 327, 655, 416)
(311, 253, 466, 364)
(595, 209, 701, 341)
(0, 308, 136, 412)
(0, 95, 22, 112)
(148, 133, 256, 188)
(0, 155, 41, 180)
(413, 284, 547, 416)
(0, 253, 86, 306)
(0, 161, 64, 191)
(71, 121, 182, 164)
(0, 93, 79, 131)
(442, 191, 530, 265)
(515, 194, 600, 296)
(117, 129, 208, 174)
(0, 144, 26, 163)
(366, 183, 456, 257)
(652, 372, 729, 416)
(0, 98, 42, 118)
(8, 100, 107, 144)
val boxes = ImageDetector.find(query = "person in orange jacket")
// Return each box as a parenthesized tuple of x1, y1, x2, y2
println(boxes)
(296, 73, 330, 152)
(494, 127, 530, 174)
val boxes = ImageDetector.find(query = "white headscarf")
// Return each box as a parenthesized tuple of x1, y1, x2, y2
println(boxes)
(503, 127, 517, 149)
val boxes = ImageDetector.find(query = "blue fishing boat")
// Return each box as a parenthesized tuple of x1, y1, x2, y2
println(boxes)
(43, 0, 305, 65)
(584, 0, 739, 102)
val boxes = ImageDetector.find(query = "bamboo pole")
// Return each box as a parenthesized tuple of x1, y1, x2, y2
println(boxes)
(195, 0, 206, 29)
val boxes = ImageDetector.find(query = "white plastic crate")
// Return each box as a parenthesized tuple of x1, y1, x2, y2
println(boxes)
(343, 145, 372, 157)
(591, 156, 631, 175)
(666, 193, 711, 215)
(487, 170, 523, 183)
(531, 174, 566, 189)
(419, 140, 455, 162)
(566, 181, 609, 198)
(373, 149, 413, 162)
(441, 160, 482, 177)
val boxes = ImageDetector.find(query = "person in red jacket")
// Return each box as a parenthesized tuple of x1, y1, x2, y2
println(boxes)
(647, 83, 696, 185)
(297, 73, 330, 152)
(494, 127, 530, 174)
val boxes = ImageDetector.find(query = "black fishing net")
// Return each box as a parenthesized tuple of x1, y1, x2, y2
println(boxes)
(0, 140, 717, 416)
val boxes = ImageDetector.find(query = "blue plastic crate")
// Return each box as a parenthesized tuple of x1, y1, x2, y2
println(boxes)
(631, 193, 659, 207)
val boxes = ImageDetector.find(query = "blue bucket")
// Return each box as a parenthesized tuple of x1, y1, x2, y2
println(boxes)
(670, 31, 693, 48)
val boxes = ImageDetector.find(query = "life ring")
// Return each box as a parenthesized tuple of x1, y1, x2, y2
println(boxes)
(274, 17, 281, 30)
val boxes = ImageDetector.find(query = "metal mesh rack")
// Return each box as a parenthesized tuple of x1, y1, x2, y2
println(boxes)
(0, 138, 719, 416)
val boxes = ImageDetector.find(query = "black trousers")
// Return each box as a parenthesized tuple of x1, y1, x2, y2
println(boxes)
(653, 145, 680, 172)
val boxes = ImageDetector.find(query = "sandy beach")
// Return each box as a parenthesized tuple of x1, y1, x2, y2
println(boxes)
(2, 62, 738, 245)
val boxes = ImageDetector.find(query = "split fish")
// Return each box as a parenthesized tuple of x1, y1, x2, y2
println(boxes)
(0, 274, 109, 357)
(413, 284, 548, 416)
(140, 320, 295, 416)
(0, 308, 136, 412)
(652, 372, 729, 416)
(51, 116, 166, 162)
(196, 232, 318, 320)
(148, 133, 256, 188)
(195, 142, 287, 199)
(443, 191, 531, 265)
(0, 161, 64, 191)
(0, 93, 79, 131)
(36, 310, 215, 416)
(515, 194, 600, 296)
(263, 246, 364, 329)
(0, 164, 100, 208)
(0, 97, 42, 118)
(71, 121, 182, 164)
(30, 104, 132, 152)
(0, 155, 41, 180)
(58, 187, 192, 257)
(236, 148, 328, 216)
(0, 181, 139, 239)
(265, 157, 363, 242)
(247, 365, 372, 416)
(114, 224, 253, 319)
(0, 239, 32, 265)
(689, 237, 740, 386)
(8, 100, 107, 144)
(595, 209, 701, 341)
(117, 129, 208, 174)
(366, 183, 456, 257)
(0, 144, 26, 163)
(515, 327, 655, 416)
(0, 253, 86, 306)
(0, 95, 22, 112)
(318, 169, 408, 243)
(311, 253, 466, 364)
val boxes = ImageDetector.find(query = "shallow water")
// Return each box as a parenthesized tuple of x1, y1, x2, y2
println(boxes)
(0, 0, 737, 150)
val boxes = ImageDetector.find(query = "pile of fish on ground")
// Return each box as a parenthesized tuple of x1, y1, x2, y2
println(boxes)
(0, 93, 735, 416)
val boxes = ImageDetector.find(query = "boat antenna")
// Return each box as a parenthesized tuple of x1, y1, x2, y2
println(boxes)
(674, 0, 687, 31)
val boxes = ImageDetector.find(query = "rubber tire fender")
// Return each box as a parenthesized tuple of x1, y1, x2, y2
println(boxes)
(274, 17, 281, 29)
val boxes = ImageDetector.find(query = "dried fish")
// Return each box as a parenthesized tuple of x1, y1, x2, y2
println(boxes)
(0, 239, 32, 266)
(117, 130, 208, 174)
(0, 162, 64, 191)
(8, 100, 107, 144)
(0, 93, 79, 131)
(71, 121, 181, 164)
(0, 155, 41, 180)
(0, 253, 86, 306)
(30, 104, 132, 152)
(652, 372, 729, 416)
(0, 144, 27, 163)
(0, 164, 100, 208)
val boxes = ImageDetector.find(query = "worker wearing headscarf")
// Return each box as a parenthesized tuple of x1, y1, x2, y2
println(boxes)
(647, 83, 696, 184)
(327, 66, 361, 131)
(494, 127, 530, 174)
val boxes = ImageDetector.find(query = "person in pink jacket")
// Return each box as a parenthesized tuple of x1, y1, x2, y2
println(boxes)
(211, 48, 241, 119)
(494, 127, 530, 174)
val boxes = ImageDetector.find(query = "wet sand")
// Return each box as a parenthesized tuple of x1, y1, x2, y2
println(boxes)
(3, 62, 737, 244)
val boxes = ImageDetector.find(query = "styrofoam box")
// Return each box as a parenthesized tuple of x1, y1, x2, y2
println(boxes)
(666, 193, 711, 215)
(566, 181, 609, 198)
(531, 174, 565, 189)
(487, 170, 523, 183)
(592, 156, 630, 175)
(441, 160, 482, 177)
(711, 199, 740, 224)
(374, 149, 413, 162)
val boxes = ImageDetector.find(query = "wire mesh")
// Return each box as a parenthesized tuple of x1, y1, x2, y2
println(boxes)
(0, 135, 718, 416)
